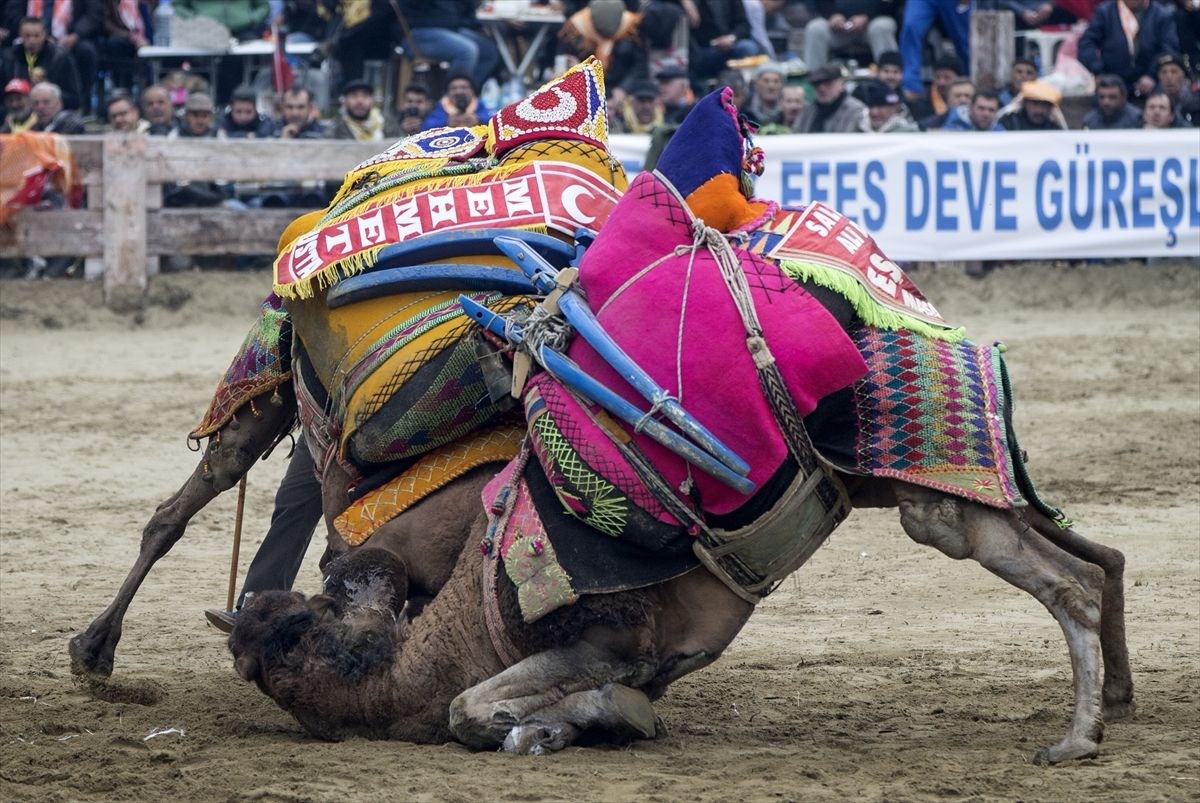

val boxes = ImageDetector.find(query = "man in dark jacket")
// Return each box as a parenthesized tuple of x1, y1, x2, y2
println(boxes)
(217, 84, 276, 138)
(686, 0, 763, 80)
(4, 0, 102, 112)
(998, 78, 1068, 130)
(1079, 0, 1180, 101)
(1082, 73, 1143, 128)
(29, 79, 83, 131)
(0, 16, 82, 110)
(791, 62, 866, 133)
(327, 77, 401, 141)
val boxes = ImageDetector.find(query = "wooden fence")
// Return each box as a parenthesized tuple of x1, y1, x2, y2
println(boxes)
(0, 135, 386, 307)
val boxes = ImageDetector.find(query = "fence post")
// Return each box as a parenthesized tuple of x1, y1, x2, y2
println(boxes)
(970, 10, 1016, 93)
(102, 133, 149, 311)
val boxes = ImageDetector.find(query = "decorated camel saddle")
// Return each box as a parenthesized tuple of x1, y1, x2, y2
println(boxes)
(467, 88, 1064, 624)
(190, 59, 628, 544)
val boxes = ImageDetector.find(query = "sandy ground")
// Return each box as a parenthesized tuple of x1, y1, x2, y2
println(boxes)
(0, 263, 1197, 802)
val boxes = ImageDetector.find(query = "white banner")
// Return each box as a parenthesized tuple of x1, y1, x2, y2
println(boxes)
(609, 131, 1200, 260)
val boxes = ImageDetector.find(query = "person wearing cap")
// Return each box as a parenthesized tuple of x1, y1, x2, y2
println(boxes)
(656, 64, 694, 124)
(857, 79, 918, 132)
(998, 78, 1068, 130)
(802, 0, 898, 75)
(1154, 52, 1197, 125)
(1082, 73, 1144, 128)
(1079, 0, 1180, 100)
(792, 63, 865, 133)
(1, 76, 34, 132)
(746, 62, 786, 126)
(0, 16, 83, 111)
(920, 77, 973, 129)
(328, 78, 402, 141)
(609, 79, 664, 134)
(29, 80, 83, 132)
(169, 91, 218, 138)
(943, 89, 1004, 131)
(218, 85, 276, 139)
(898, 0, 970, 99)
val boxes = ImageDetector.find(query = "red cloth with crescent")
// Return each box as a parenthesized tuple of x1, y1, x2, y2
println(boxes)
(490, 58, 607, 156)
(274, 161, 621, 287)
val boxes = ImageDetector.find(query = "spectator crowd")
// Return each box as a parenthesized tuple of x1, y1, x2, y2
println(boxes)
(1, 0, 1196, 275)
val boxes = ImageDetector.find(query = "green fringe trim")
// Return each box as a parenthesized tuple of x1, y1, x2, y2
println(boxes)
(777, 259, 967, 343)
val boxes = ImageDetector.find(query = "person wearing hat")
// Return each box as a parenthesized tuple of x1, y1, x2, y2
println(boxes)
(791, 62, 865, 133)
(857, 79, 918, 132)
(899, 0, 970, 99)
(1, 77, 34, 133)
(1082, 73, 1144, 129)
(218, 85, 276, 139)
(998, 78, 1067, 130)
(609, 79, 664, 134)
(328, 78, 401, 142)
(170, 91, 218, 138)
(656, 64, 694, 124)
(746, 62, 786, 126)
(0, 16, 83, 112)
(1079, 0, 1180, 100)
(802, 0, 898, 75)
(1154, 52, 1197, 125)
(29, 80, 83, 132)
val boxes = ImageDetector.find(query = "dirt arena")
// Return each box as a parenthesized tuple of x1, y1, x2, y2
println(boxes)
(0, 263, 1197, 802)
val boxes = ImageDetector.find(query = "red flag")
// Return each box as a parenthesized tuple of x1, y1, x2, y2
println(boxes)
(271, 21, 294, 94)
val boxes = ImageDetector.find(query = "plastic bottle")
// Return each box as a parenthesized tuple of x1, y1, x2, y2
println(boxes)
(153, 0, 174, 47)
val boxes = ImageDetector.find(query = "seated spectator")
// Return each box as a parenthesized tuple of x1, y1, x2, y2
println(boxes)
(779, 83, 806, 128)
(218, 85, 276, 138)
(1142, 88, 1181, 126)
(170, 91, 217, 138)
(1003, 0, 1080, 30)
(609, 79, 664, 134)
(559, 0, 644, 86)
(858, 80, 918, 131)
(398, 105, 424, 136)
(716, 67, 750, 109)
(656, 64, 694, 124)
(0, 16, 82, 111)
(998, 57, 1038, 105)
(29, 81, 84, 132)
(1176, 0, 1200, 73)
(899, 0, 970, 99)
(942, 89, 1004, 131)
(998, 78, 1067, 130)
(141, 84, 177, 135)
(279, 0, 337, 43)
(874, 49, 904, 91)
(686, 0, 764, 81)
(399, 0, 500, 91)
(1, 76, 34, 132)
(1078, 0, 1180, 102)
(907, 53, 963, 120)
(275, 85, 324, 138)
(100, 0, 151, 92)
(792, 62, 865, 132)
(105, 90, 147, 132)
(8, 1, 102, 114)
(1154, 52, 1198, 125)
(422, 73, 491, 129)
(1082, 73, 1143, 128)
(402, 83, 434, 121)
(328, 78, 401, 141)
(920, 77, 973, 128)
(746, 62, 786, 126)
(803, 0, 898, 72)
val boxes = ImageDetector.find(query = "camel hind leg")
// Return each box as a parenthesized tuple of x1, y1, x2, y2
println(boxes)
(891, 482, 1105, 764)
(69, 390, 294, 679)
(1019, 507, 1134, 720)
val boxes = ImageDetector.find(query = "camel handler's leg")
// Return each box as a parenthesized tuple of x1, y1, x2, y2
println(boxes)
(891, 482, 1107, 764)
(205, 435, 323, 633)
(70, 388, 295, 679)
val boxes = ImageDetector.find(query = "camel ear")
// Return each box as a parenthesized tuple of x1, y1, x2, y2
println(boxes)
(308, 593, 342, 621)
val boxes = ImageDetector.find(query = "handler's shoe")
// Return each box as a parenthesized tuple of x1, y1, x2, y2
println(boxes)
(204, 608, 237, 634)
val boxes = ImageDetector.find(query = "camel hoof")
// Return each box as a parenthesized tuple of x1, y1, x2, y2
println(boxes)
(1104, 698, 1136, 722)
(68, 633, 113, 679)
(1033, 737, 1099, 765)
(503, 723, 580, 754)
(600, 683, 657, 741)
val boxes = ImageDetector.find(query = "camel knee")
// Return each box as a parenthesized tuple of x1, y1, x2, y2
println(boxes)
(897, 494, 972, 559)
(449, 690, 519, 749)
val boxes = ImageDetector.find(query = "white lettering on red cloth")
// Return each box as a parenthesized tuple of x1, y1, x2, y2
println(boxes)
(275, 162, 621, 288)
(765, 202, 946, 326)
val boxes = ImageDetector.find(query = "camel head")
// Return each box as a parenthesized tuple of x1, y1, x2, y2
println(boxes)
(228, 587, 399, 741)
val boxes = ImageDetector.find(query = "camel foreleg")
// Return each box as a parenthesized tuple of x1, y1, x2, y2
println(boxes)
(69, 390, 294, 679)
(892, 483, 1106, 764)
(448, 638, 658, 752)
